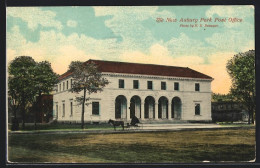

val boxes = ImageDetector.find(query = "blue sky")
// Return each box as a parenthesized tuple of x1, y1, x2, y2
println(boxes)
(6, 6, 254, 93)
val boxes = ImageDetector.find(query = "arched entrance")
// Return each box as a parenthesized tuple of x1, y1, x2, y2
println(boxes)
(172, 97, 182, 119)
(144, 96, 155, 119)
(158, 96, 168, 119)
(115, 95, 127, 119)
(130, 96, 141, 119)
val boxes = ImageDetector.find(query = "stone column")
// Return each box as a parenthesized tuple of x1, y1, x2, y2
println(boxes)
(127, 99, 131, 121)
(168, 103, 171, 119)
(155, 102, 158, 120)
(141, 101, 144, 120)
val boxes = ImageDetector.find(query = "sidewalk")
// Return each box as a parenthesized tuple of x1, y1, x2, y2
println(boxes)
(9, 123, 255, 135)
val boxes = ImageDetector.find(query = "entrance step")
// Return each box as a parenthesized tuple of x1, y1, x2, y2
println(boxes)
(139, 119, 188, 124)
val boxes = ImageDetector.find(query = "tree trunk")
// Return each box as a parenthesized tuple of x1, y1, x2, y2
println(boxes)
(11, 104, 19, 131)
(81, 88, 86, 129)
(14, 110, 17, 119)
(34, 93, 42, 130)
(22, 102, 25, 129)
(251, 109, 254, 124)
(34, 104, 37, 130)
(13, 106, 17, 119)
(21, 93, 26, 130)
(248, 107, 251, 124)
(34, 98, 38, 130)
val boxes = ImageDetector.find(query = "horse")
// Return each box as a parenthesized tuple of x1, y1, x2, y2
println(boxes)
(108, 119, 124, 130)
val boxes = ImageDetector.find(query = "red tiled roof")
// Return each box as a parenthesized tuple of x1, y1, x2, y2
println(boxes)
(59, 59, 213, 80)
(58, 71, 72, 80)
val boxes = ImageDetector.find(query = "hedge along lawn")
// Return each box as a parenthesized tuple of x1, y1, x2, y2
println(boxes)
(8, 123, 115, 132)
(8, 128, 255, 163)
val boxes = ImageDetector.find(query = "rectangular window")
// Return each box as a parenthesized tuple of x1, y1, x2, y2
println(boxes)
(67, 81, 69, 90)
(195, 83, 200, 91)
(133, 80, 139, 89)
(71, 79, 73, 88)
(62, 102, 65, 117)
(195, 104, 200, 115)
(56, 104, 58, 118)
(63, 82, 65, 91)
(92, 102, 99, 115)
(119, 79, 124, 88)
(147, 81, 153, 90)
(174, 82, 179, 91)
(161, 81, 166, 90)
(70, 101, 73, 116)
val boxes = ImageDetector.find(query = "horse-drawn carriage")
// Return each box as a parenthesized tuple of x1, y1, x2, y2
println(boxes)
(108, 116, 143, 131)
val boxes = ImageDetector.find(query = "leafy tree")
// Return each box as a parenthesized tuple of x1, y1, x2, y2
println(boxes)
(8, 56, 36, 129)
(226, 50, 255, 124)
(8, 56, 58, 130)
(69, 61, 109, 129)
(32, 61, 58, 129)
(212, 93, 234, 102)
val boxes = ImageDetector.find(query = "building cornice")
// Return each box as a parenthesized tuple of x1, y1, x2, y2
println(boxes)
(101, 72, 213, 82)
(57, 72, 213, 83)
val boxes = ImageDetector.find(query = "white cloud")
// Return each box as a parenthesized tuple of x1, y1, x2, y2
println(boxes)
(7, 7, 63, 30)
(6, 26, 119, 74)
(204, 6, 254, 54)
(6, 26, 27, 49)
(94, 6, 176, 51)
(171, 56, 205, 66)
(242, 40, 255, 51)
(165, 33, 208, 57)
(205, 29, 254, 52)
(94, 6, 175, 20)
(67, 20, 77, 28)
(119, 44, 172, 65)
(206, 6, 254, 28)
(206, 6, 253, 19)
(119, 43, 204, 67)
(149, 44, 169, 58)
(7, 27, 48, 65)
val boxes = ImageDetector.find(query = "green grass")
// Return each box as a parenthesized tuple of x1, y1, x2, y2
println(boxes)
(8, 127, 255, 163)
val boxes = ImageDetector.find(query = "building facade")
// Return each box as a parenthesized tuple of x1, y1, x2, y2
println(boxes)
(53, 60, 213, 123)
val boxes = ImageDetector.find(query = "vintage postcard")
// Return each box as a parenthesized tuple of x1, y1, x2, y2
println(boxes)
(6, 6, 255, 163)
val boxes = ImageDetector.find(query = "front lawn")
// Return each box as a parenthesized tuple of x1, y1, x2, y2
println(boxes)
(8, 127, 255, 163)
